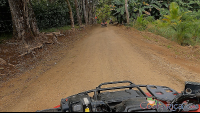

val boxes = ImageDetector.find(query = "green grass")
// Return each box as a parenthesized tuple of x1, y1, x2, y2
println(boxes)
(174, 50, 180, 55)
(132, 17, 200, 46)
(167, 45, 172, 49)
(147, 22, 176, 40)
(0, 33, 13, 44)
(133, 15, 148, 31)
(143, 35, 151, 40)
(146, 18, 200, 46)
(40, 28, 58, 33)
(59, 26, 72, 30)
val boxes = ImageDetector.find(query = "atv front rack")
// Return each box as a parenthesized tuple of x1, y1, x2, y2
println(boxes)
(38, 81, 195, 112)
(65, 80, 178, 102)
(147, 85, 178, 102)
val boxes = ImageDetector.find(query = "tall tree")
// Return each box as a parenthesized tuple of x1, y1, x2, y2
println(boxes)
(83, 0, 88, 25)
(91, 0, 96, 24)
(92, 0, 97, 24)
(65, 0, 74, 29)
(79, 0, 84, 24)
(88, 0, 93, 25)
(75, 0, 82, 26)
(8, 0, 39, 44)
(85, 0, 89, 24)
(125, 0, 129, 24)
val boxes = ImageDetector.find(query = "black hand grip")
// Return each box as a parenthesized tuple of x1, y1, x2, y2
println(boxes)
(97, 81, 134, 89)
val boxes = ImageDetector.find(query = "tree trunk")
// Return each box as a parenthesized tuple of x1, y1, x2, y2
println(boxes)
(66, 0, 74, 29)
(88, 2, 93, 25)
(93, 0, 97, 24)
(8, 0, 39, 43)
(29, 1, 40, 37)
(79, 0, 83, 23)
(125, 0, 129, 24)
(89, 0, 94, 25)
(75, 0, 82, 26)
(85, 0, 89, 24)
(91, 0, 94, 24)
(83, 0, 88, 25)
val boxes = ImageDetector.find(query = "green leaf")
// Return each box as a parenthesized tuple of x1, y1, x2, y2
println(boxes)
(150, 4, 160, 10)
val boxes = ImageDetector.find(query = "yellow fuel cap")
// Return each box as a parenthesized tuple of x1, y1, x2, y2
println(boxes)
(85, 107, 90, 112)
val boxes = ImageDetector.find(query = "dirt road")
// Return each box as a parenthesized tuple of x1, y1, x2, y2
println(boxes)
(1, 25, 200, 112)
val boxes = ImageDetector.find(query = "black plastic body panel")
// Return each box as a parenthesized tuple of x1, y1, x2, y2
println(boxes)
(36, 108, 61, 112)
(98, 89, 145, 103)
(114, 98, 168, 112)
(66, 94, 92, 112)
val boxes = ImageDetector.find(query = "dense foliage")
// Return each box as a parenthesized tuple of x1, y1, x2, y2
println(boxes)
(145, 2, 200, 46)
(96, 4, 111, 23)
(1, 0, 200, 46)
(107, 0, 200, 46)
(0, 0, 80, 33)
(0, 0, 12, 34)
(32, 0, 77, 30)
(95, 0, 113, 23)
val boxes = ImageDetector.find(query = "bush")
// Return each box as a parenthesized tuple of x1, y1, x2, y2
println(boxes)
(155, 19, 169, 26)
(146, 2, 200, 46)
(147, 23, 176, 40)
(32, 1, 70, 31)
(134, 15, 148, 31)
(128, 18, 134, 27)
(0, 0, 12, 34)
(188, 21, 200, 45)
(146, 16, 155, 23)
(170, 21, 194, 45)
